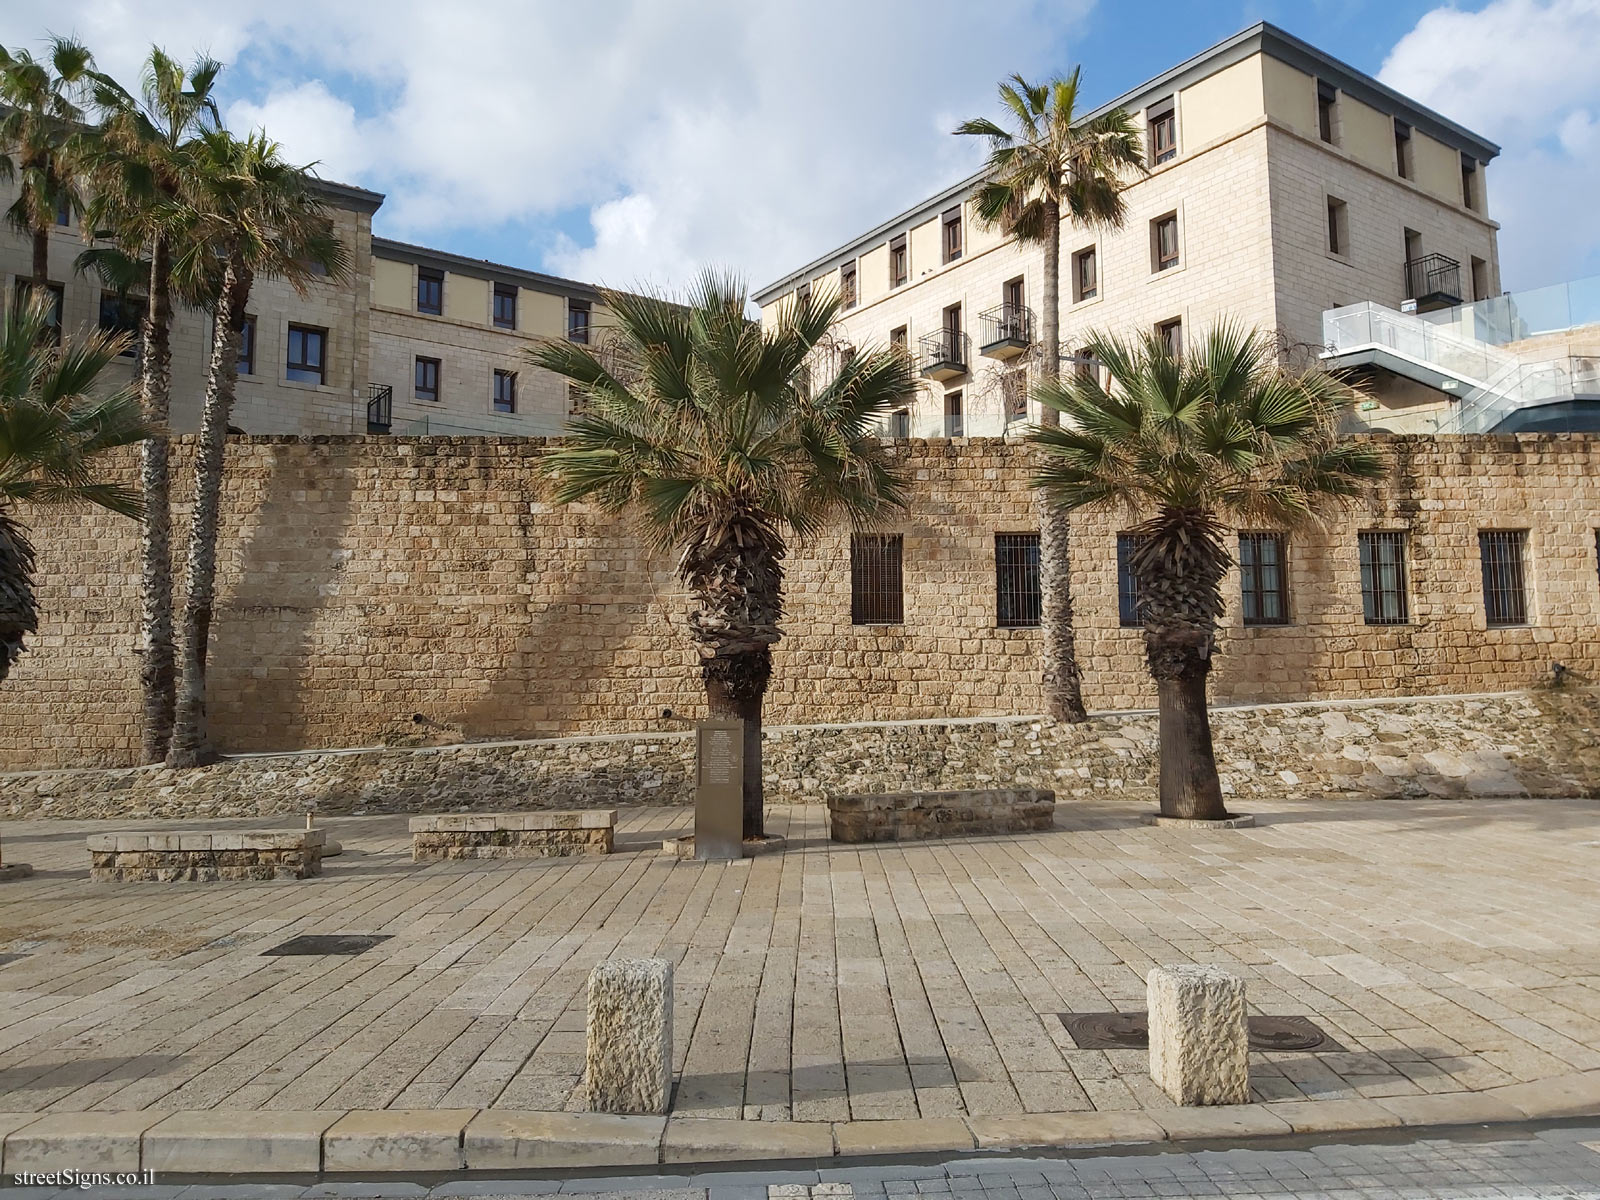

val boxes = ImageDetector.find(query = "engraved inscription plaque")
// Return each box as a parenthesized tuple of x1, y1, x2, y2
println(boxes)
(695, 718, 745, 860)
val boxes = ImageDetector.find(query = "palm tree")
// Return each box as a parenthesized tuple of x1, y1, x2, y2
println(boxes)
(0, 38, 96, 307)
(166, 128, 350, 768)
(532, 273, 914, 840)
(86, 49, 221, 762)
(1030, 324, 1385, 820)
(0, 296, 149, 685)
(956, 68, 1145, 725)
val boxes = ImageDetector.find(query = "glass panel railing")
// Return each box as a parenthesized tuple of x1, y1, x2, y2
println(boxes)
(1419, 273, 1600, 345)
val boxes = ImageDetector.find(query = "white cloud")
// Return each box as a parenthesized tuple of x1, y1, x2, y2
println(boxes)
(1381, 0, 1600, 289)
(2, 0, 1093, 294)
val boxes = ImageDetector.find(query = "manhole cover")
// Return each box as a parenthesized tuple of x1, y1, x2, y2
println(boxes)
(0, 953, 27, 968)
(1059, 1012, 1342, 1052)
(262, 934, 391, 957)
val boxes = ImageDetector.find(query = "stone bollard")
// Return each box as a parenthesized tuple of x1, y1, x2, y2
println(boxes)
(584, 957, 673, 1115)
(1147, 964, 1249, 1106)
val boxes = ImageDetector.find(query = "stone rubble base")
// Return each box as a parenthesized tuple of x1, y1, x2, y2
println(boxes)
(86, 830, 325, 882)
(0, 1068, 1594, 1175)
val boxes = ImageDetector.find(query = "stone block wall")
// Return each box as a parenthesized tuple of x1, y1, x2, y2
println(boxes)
(86, 830, 325, 881)
(5, 688, 1596, 821)
(1, 433, 1598, 770)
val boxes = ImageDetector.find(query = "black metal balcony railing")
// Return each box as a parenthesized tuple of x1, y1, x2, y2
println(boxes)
(918, 328, 969, 378)
(1405, 253, 1462, 307)
(366, 383, 393, 434)
(979, 303, 1034, 353)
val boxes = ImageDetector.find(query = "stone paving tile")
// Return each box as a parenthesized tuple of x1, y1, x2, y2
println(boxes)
(0, 798, 1597, 1127)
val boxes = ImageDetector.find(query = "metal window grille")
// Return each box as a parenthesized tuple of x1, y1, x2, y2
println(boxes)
(1239, 532, 1289, 625)
(1479, 530, 1529, 626)
(851, 534, 903, 625)
(995, 534, 1040, 627)
(1116, 534, 1146, 627)
(1358, 532, 1409, 625)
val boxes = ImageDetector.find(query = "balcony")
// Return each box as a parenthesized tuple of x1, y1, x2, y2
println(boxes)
(918, 329, 969, 381)
(1404, 253, 1463, 312)
(979, 304, 1034, 360)
(366, 383, 393, 434)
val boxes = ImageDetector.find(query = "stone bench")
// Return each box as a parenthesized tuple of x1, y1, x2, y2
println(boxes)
(827, 788, 1055, 843)
(88, 830, 325, 882)
(410, 811, 615, 861)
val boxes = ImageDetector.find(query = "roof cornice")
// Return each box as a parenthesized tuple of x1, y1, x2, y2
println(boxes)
(372, 236, 604, 302)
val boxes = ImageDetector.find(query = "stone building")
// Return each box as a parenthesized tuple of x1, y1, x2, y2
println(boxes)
(755, 22, 1503, 438)
(0, 178, 608, 437)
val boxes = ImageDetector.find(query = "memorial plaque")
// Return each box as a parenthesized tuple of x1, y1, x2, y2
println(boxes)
(695, 718, 745, 860)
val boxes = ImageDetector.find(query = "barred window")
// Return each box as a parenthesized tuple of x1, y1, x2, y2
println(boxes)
(995, 534, 1040, 628)
(1358, 532, 1409, 625)
(851, 534, 903, 625)
(1116, 534, 1146, 627)
(1239, 532, 1289, 625)
(1479, 530, 1529, 626)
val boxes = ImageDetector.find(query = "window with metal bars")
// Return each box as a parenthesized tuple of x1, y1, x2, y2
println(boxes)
(1358, 531, 1409, 625)
(1239, 532, 1289, 625)
(851, 534, 903, 625)
(1479, 530, 1529, 626)
(1116, 534, 1146, 627)
(995, 534, 1040, 627)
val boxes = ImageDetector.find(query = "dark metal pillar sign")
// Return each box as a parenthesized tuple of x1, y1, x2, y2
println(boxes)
(695, 718, 745, 861)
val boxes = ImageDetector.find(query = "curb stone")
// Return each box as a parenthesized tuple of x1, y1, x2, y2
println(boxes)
(0, 1069, 1594, 1176)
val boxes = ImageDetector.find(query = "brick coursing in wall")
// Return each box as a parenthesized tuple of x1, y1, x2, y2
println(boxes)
(1, 433, 1598, 770)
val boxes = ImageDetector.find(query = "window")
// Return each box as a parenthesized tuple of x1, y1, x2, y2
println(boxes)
(1148, 98, 1176, 164)
(1156, 317, 1183, 359)
(1394, 119, 1413, 179)
(1003, 276, 1025, 313)
(1152, 213, 1179, 272)
(566, 381, 585, 416)
(995, 533, 1041, 628)
(567, 299, 591, 344)
(416, 267, 443, 315)
(944, 390, 963, 437)
(1075, 349, 1102, 387)
(286, 324, 326, 383)
(889, 233, 908, 288)
(888, 408, 910, 439)
(889, 325, 908, 356)
(493, 368, 516, 414)
(1072, 247, 1097, 302)
(840, 258, 857, 309)
(942, 207, 963, 263)
(1359, 532, 1410, 625)
(1326, 196, 1348, 257)
(1116, 534, 1146, 627)
(1002, 366, 1028, 424)
(942, 303, 961, 338)
(1461, 155, 1479, 210)
(1471, 257, 1489, 302)
(54, 194, 71, 226)
(493, 283, 517, 330)
(851, 533, 904, 625)
(13, 280, 63, 342)
(1479, 530, 1529, 626)
(414, 355, 440, 402)
(1317, 80, 1338, 144)
(236, 314, 255, 375)
(99, 291, 142, 356)
(1239, 532, 1289, 625)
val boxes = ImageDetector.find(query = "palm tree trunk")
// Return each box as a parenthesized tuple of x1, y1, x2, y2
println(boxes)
(168, 259, 248, 767)
(139, 237, 176, 763)
(30, 225, 49, 296)
(703, 651, 769, 841)
(1148, 633, 1227, 820)
(1034, 200, 1087, 722)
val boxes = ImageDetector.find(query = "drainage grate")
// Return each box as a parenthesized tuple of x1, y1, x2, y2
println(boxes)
(1059, 1012, 1342, 1052)
(262, 934, 391, 957)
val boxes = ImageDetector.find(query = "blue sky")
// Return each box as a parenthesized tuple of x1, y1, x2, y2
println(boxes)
(4, 0, 1599, 293)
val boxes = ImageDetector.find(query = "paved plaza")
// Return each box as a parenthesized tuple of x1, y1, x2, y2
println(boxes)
(0, 794, 1597, 1130)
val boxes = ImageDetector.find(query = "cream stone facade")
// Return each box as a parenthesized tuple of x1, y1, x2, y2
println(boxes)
(756, 24, 1502, 438)
(0, 178, 608, 437)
